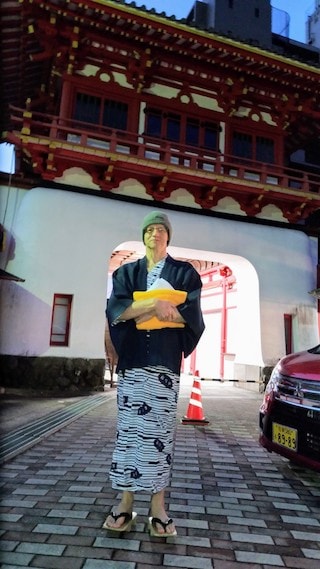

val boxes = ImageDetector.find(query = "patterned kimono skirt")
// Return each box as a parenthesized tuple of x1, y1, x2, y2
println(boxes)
(109, 365, 180, 493)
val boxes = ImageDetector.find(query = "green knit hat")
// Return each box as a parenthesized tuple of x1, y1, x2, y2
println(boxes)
(142, 211, 172, 243)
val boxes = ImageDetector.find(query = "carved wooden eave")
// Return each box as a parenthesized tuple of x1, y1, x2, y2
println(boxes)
(8, 0, 320, 115)
(2, 0, 320, 224)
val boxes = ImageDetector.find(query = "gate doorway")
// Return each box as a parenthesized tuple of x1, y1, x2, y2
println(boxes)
(106, 242, 263, 386)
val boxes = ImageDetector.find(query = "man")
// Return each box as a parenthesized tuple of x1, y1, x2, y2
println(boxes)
(105, 210, 204, 536)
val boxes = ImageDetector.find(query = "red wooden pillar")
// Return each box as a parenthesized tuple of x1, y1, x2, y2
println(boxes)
(219, 266, 232, 380)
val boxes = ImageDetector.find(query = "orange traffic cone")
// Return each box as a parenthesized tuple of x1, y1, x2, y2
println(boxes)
(181, 372, 210, 425)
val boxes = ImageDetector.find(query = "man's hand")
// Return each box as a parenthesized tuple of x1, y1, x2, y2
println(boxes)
(154, 299, 179, 321)
(135, 310, 155, 324)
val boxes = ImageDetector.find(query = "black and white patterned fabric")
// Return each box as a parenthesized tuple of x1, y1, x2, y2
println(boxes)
(109, 257, 180, 493)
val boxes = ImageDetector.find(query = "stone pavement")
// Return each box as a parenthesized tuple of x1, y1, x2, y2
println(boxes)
(0, 378, 320, 569)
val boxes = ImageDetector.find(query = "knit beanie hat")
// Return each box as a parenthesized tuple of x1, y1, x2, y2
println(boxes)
(142, 211, 172, 243)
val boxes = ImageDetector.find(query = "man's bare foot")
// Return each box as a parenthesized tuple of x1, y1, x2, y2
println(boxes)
(149, 515, 176, 536)
(105, 492, 134, 529)
(150, 490, 176, 535)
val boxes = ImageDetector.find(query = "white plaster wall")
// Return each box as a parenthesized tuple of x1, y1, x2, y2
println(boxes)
(0, 184, 28, 269)
(1, 187, 318, 367)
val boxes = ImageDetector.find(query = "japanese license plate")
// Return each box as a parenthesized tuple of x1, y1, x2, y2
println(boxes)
(272, 422, 297, 452)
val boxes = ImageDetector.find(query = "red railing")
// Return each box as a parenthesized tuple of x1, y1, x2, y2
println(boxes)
(9, 105, 320, 196)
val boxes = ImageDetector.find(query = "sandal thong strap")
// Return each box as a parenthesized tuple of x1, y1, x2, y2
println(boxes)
(110, 511, 132, 523)
(151, 517, 174, 531)
(102, 511, 137, 531)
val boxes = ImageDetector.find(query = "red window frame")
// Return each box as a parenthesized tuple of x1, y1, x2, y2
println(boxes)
(284, 313, 293, 355)
(73, 92, 129, 131)
(231, 130, 275, 164)
(144, 106, 220, 151)
(50, 294, 73, 347)
(66, 77, 140, 133)
(228, 121, 282, 165)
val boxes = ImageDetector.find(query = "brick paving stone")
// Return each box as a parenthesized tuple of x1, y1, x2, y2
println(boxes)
(0, 540, 20, 551)
(93, 536, 140, 551)
(1, 566, 33, 569)
(213, 562, 264, 569)
(226, 516, 267, 527)
(114, 550, 163, 564)
(1, 472, 20, 480)
(1, 499, 38, 509)
(163, 554, 213, 568)
(0, 552, 35, 566)
(235, 551, 284, 565)
(167, 535, 211, 547)
(221, 491, 254, 500)
(273, 501, 310, 512)
(24, 478, 58, 486)
(280, 514, 320, 527)
(83, 561, 135, 569)
(68, 485, 103, 492)
(141, 541, 187, 558)
(32, 523, 78, 535)
(46, 534, 95, 547)
(47, 508, 89, 518)
(59, 496, 96, 504)
(282, 558, 320, 569)
(16, 543, 65, 556)
(12, 488, 49, 496)
(301, 548, 320, 559)
(31, 555, 84, 568)
(290, 530, 320, 542)
(171, 504, 206, 514)
(63, 545, 113, 560)
(176, 518, 209, 529)
(230, 531, 274, 544)
(0, 513, 23, 522)
(267, 490, 300, 499)
(2, 530, 48, 543)
(1, 381, 320, 569)
(136, 565, 167, 569)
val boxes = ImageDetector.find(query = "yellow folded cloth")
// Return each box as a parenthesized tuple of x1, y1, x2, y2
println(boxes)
(133, 288, 187, 330)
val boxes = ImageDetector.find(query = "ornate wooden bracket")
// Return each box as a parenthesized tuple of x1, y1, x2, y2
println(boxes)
(194, 186, 221, 209)
(126, 48, 154, 93)
(240, 194, 264, 216)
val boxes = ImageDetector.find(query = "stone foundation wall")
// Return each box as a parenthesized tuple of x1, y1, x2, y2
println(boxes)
(0, 355, 105, 394)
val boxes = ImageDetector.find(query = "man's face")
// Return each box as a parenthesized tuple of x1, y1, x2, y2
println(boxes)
(144, 224, 169, 248)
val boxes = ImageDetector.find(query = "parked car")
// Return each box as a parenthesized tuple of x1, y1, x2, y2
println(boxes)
(259, 345, 320, 472)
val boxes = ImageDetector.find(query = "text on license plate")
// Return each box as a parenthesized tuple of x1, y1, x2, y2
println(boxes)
(272, 422, 297, 452)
